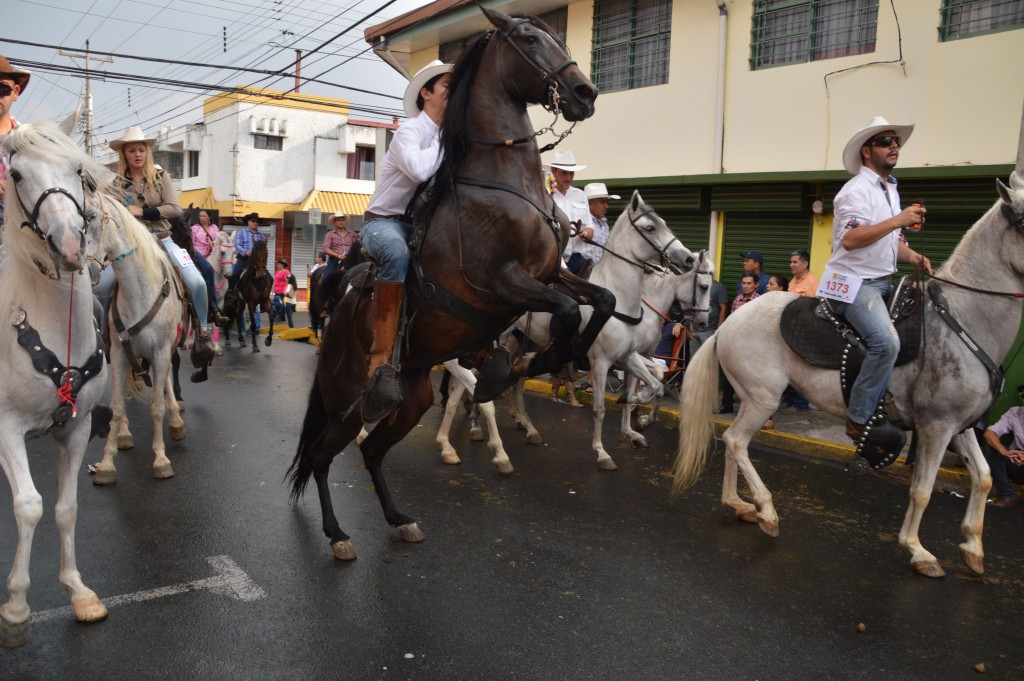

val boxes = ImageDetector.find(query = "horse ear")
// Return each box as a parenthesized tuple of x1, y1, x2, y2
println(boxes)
(1008, 170, 1024, 193)
(997, 177, 1013, 205)
(630, 190, 642, 213)
(478, 2, 513, 31)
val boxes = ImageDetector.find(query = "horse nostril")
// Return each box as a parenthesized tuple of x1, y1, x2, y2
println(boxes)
(575, 82, 597, 103)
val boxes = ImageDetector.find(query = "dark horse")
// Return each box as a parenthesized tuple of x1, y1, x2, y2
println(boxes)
(223, 238, 274, 352)
(288, 5, 695, 560)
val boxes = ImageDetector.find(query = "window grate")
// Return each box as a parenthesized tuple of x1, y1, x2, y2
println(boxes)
(591, 0, 672, 93)
(750, 0, 879, 70)
(939, 0, 1024, 41)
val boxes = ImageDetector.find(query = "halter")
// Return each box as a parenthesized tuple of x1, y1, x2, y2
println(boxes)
(10, 153, 93, 244)
(579, 206, 687, 275)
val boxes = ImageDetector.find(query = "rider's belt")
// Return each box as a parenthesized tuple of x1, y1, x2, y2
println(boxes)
(863, 275, 892, 283)
(154, 230, 171, 240)
(364, 212, 405, 222)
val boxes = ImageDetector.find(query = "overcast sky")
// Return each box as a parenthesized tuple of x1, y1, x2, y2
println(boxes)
(5, 0, 430, 150)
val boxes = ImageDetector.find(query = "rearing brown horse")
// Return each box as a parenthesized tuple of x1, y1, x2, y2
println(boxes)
(288, 5, 695, 560)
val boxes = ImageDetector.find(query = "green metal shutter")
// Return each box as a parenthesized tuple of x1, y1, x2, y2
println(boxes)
(720, 213, 813, 297)
(605, 183, 711, 251)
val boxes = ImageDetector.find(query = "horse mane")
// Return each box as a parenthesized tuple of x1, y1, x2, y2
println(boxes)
(423, 14, 557, 223)
(252, 238, 268, 272)
(99, 197, 175, 287)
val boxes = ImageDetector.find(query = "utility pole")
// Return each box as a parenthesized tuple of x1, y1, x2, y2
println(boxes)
(59, 40, 113, 157)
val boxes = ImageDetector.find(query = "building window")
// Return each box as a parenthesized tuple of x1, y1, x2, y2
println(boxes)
(940, 0, 1024, 41)
(591, 0, 672, 93)
(254, 134, 283, 151)
(439, 8, 568, 63)
(187, 151, 200, 178)
(347, 146, 375, 180)
(750, 0, 879, 70)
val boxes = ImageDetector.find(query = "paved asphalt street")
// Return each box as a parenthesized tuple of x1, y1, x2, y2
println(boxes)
(2, 333, 1023, 680)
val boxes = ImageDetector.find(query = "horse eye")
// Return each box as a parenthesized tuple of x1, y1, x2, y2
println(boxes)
(10, 169, 21, 182)
(524, 34, 538, 45)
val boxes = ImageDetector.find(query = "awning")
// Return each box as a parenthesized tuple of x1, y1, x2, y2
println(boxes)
(178, 187, 215, 210)
(299, 190, 372, 217)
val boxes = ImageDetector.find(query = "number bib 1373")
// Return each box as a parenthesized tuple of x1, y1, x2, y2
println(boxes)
(816, 267, 862, 304)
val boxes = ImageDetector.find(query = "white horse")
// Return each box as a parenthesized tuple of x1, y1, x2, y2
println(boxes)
(507, 193, 696, 470)
(673, 171, 1024, 578)
(90, 192, 187, 485)
(0, 122, 110, 646)
(435, 360, 513, 474)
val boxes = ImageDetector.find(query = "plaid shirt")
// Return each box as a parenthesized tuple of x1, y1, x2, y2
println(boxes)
(988, 406, 1024, 450)
(323, 229, 357, 260)
(575, 215, 609, 264)
(233, 227, 265, 257)
(731, 291, 759, 313)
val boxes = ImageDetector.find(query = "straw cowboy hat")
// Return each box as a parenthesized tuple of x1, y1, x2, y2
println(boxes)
(842, 116, 914, 175)
(403, 60, 453, 119)
(109, 126, 157, 152)
(584, 182, 620, 200)
(330, 211, 348, 223)
(0, 55, 30, 93)
(548, 149, 586, 172)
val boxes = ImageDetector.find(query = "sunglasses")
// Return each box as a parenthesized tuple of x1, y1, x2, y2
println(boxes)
(868, 135, 901, 148)
(0, 83, 14, 97)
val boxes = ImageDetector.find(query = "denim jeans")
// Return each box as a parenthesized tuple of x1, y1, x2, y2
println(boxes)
(359, 217, 413, 282)
(160, 236, 209, 332)
(834, 278, 898, 423)
(194, 252, 218, 311)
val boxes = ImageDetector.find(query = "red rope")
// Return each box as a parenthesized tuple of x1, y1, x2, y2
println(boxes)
(56, 271, 77, 418)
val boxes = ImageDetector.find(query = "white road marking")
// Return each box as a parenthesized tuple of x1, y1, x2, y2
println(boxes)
(32, 555, 265, 624)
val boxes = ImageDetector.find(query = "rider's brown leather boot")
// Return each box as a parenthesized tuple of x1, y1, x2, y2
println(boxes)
(845, 417, 866, 442)
(363, 280, 404, 422)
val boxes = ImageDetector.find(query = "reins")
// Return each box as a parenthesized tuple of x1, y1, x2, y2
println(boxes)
(577, 207, 684, 275)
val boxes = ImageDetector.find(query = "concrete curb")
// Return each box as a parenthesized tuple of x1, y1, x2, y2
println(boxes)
(522, 378, 975, 490)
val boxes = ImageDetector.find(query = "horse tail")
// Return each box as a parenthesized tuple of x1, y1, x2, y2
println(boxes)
(286, 375, 327, 501)
(124, 371, 146, 402)
(671, 334, 720, 496)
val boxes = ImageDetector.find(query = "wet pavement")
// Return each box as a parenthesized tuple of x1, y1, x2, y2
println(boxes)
(1, 329, 1023, 680)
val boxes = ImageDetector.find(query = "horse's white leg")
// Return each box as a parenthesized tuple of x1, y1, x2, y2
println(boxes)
(148, 362, 174, 480)
(355, 425, 370, 445)
(589, 357, 617, 470)
(618, 354, 666, 449)
(898, 427, 957, 578)
(53, 424, 107, 623)
(0, 438, 42, 647)
(720, 411, 779, 536)
(950, 429, 988, 575)
(478, 401, 512, 475)
(436, 381, 464, 466)
(510, 379, 543, 445)
(165, 371, 187, 442)
(619, 374, 646, 446)
(96, 355, 129, 485)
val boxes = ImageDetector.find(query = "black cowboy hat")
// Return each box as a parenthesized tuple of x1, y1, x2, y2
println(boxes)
(277, 258, 288, 268)
(243, 212, 260, 223)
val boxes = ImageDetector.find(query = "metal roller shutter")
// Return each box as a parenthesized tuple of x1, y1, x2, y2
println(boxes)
(291, 224, 330, 289)
(720, 213, 813, 298)
(605, 183, 711, 251)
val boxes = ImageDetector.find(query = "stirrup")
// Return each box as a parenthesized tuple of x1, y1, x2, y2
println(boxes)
(847, 411, 906, 474)
(362, 364, 403, 424)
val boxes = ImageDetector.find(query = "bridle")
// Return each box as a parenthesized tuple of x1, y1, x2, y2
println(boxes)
(10, 153, 93, 244)
(578, 206, 689, 275)
(470, 19, 581, 153)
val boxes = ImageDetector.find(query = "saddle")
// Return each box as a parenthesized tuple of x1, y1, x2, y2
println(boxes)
(780, 277, 924, 403)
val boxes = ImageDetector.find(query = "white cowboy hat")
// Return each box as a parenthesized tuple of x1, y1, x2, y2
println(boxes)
(330, 212, 348, 222)
(584, 183, 620, 200)
(109, 126, 157, 152)
(842, 116, 914, 175)
(403, 60, 453, 119)
(547, 149, 586, 172)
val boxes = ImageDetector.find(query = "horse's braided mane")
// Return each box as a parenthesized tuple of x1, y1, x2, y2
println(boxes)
(421, 14, 557, 225)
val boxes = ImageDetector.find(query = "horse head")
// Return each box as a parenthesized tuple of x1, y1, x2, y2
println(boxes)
(614, 191, 696, 274)
(1, 122, 103, 273)
(478, 4, 597, 122)
(252, 238, 269, 274)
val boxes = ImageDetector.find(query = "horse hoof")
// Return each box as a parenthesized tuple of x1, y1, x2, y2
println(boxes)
(0, 616, 30, 648)
(959, 548, 985, 575)
(117, 435, 134, 450)
(526, 433, 544, 446)
(596, 458, 618, 471)
(398, 523, 425, 543)
(440, 452, 461, 465)
(177, 401, 186, 412)
(92, 468, 116, 486)
(331, 540, 357, 561)
(630, 436, 649, 448)
(264, 337, 272, 346)
(736, 509, 758, 524)
(169, 424, 187, 441)
(190, 368, 208, 384)
(913, 560, 946, 578)
(252, 346, 260, 353)
(468, 427, 484, 441)
(152, 463, 175, 479)
(636, 415, 653, 431)
(493, 459, 514, 475)
(757, 518, 780, 538)
(71, 595, 108, 623)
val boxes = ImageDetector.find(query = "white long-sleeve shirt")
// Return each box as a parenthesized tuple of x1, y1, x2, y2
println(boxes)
(366, 111, 443, 217)
(828, 166, 906, 280)
(552, 185, 593, 256)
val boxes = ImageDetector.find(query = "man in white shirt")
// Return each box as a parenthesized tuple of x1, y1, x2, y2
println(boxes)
(828, 116, 931, 460)
(359, 60, 452, 417)
(547, 150, 594, 273)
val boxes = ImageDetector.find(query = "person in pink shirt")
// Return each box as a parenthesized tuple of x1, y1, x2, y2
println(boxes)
(272, 259, 293, 327)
